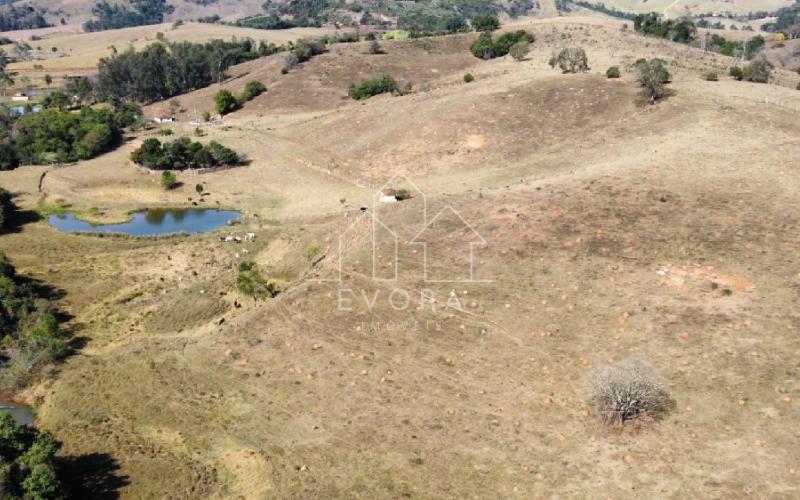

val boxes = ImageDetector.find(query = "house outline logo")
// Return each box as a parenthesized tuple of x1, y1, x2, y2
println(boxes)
(322, 174, 490, 283)
(410, 206, 492, 283)
(371, 216, 400, 281)
(370, 173, 426, 282)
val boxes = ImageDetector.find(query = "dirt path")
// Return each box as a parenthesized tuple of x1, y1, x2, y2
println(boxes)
(662, 0, 682, 17)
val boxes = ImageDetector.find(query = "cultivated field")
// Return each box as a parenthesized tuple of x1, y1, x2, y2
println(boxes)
(1, 16, 800, 499)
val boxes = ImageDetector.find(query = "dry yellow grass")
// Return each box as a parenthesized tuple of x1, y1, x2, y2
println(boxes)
(6, 22, 337, 75)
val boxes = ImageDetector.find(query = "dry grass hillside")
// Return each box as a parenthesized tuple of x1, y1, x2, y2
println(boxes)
(1, 16, 799, 499)
(16, 0, 264, 26)
(578, 0, 793, 17)
(5, 21, 335, 81)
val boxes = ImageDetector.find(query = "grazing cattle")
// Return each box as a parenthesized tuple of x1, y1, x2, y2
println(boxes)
(224, 236, 235, 242)
(245, 232, 256, 242)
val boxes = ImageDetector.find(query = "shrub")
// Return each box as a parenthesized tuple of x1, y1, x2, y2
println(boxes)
(236, 261, 278, 300)
(471, 14, 500, 32)
(159, 128, 173, 136)
(282, 52, 300, 73)
(470, 31, 494, 59)
(161, 171, 178, 190)
(349, 74, 397, 100)
(470, 30, 534, 59)
(493, 30, 534, 57)
(588, 357, 672, 426)
(214, 89, 239, 115)
(730, 59, 772, 83)
(744, 59, 773, 83)
(509, 41, 530, 61)
(240, 80, 266, 102)
(463, 72, 475, 83)
(704, 71, 718, 81)
(395, 188, 412, 201)
(290, 38, 326, 64)
(41, 92, 71, 111)
(635, 58, 671, 102)
(633, 13, 696, 44)
(606, 66, 621, 78)
(209, 141, 239, 165)
(367, 39, 384, 54)
(303, 246, 321, 261)
(25, 312, 67, 361)
(202, 111, 211, 122)
(0, 252, 68, 378)
(550, 47, 589, 73)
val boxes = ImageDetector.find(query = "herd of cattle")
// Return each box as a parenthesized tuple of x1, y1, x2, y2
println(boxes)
(219, 232, 256, 243)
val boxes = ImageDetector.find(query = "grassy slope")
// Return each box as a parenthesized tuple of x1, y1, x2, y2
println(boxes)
(574, 0, 793, 17)
(16, 0, 264, 25)
(0, 18, 799, 498)
(6, 22, 336, 73)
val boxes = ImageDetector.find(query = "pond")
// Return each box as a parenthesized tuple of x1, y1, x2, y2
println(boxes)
(11, 104, 42, 115)
(49, 208, 241, 237)
(0, 399, 34, 426)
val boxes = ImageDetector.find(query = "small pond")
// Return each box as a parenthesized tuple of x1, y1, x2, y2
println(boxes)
(49, 208, 241, 237)
(11, 104, 42, 115)
(0, 399, 34, 426)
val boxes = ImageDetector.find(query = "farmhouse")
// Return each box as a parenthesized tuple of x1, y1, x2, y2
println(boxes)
(12, 93, 30, 102)
(153, 114, 176, 124)
(380, 188, 397, 203)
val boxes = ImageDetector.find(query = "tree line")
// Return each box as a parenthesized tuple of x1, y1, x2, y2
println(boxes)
(95, 39, 267, 103)
(83, 0, 174, 32)
(705, 33, 765, 59)
(762, 0, 800, 35)
(234, 0, 533, 32)
(0, 232, 73, 498)
(0, 4, 51, 32)
(573, 1, 637, 21)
